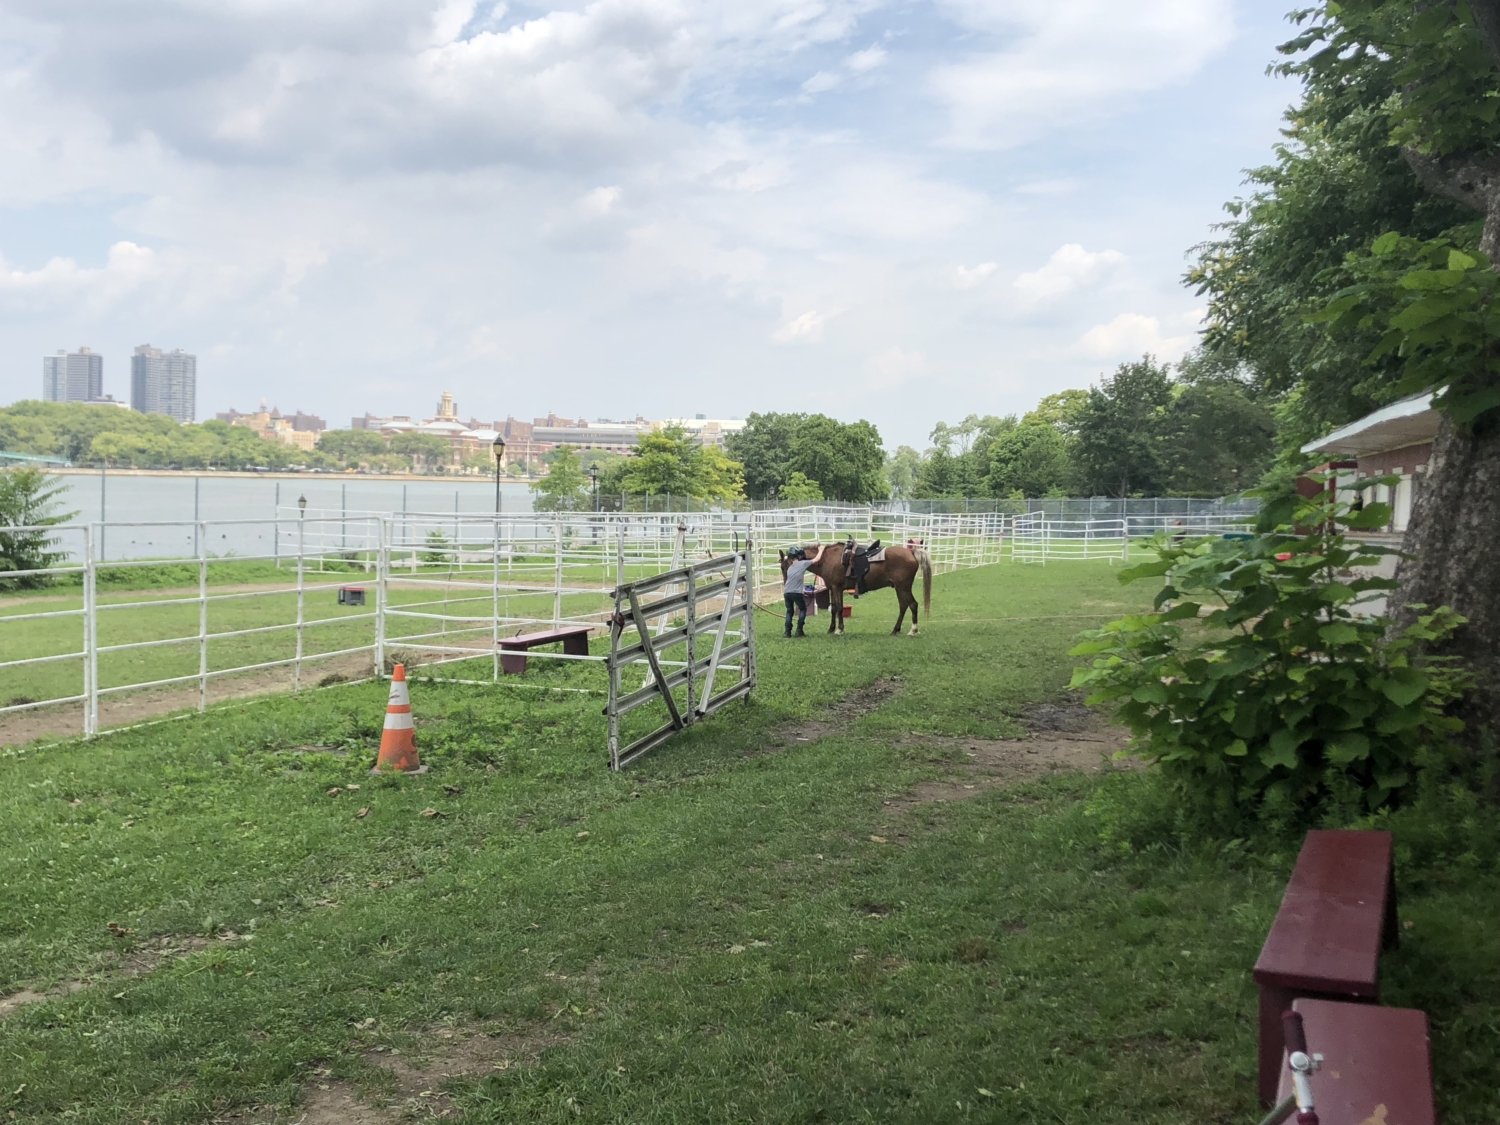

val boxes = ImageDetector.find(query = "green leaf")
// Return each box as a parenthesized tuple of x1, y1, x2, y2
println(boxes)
(1380, 668, 1428, 707)
(1118, 559, 1172, 583)
(1448, 249, 1477, 271)
(1371, 231, 1401, 255)
(1327, 733, 1370, 763)
(1224, 739, 1249, 758)
(1318, 622, 1362, 646)
(1131, 682, 1168, 705)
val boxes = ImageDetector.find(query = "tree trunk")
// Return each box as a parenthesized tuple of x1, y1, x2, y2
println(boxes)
(1389, 409, 1500, 771)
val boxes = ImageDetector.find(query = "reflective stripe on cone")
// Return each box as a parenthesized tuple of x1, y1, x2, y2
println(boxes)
(372, 663, 426, 774)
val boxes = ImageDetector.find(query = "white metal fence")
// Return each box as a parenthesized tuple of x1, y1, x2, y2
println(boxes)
(0, 505, 1019, 740)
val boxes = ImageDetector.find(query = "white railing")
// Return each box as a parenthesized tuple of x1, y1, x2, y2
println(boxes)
(0, 506, 1015, 741)
(1012, 515, 1129, 564)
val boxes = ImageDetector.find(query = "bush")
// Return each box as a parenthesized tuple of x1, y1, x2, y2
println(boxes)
(1070, 479, 1469, 828)
(0, 467, 76, 588)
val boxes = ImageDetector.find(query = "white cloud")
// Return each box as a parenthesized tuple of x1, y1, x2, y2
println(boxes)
(930, 0, 1235, 149)
(846, 45, 888, 72)
(866, 345, 927, 387)
(1013, 243, 1124, 301)
(0, 241, 157, 310)
(1074, 313, 1194, 361)
(774, 309, 827, 343)
(802, 71, 841, 94)
(954, 262, 997, 289)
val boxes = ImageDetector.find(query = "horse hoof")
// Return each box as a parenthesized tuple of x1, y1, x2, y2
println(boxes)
(909, 626, 919, 636)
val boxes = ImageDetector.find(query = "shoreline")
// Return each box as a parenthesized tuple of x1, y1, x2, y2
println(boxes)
(47, 467, 539, 483)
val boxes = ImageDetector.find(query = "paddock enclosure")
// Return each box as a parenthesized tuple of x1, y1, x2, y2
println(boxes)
(0, 502, 1252, 744)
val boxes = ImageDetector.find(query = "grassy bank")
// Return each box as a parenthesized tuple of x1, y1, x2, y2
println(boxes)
(1, 562, 1495, 1124)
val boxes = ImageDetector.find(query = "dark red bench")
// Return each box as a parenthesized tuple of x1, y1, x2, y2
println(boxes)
(1275, 998, 1434, 1125)
(498, 627, 590, 675)
(1253, 830, 1398, 1106)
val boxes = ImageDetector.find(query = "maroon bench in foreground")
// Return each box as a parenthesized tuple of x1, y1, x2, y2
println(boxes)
(498, 627, 590, 675)
(1253, 829, 1398, 1106)
(1275, 998, 1434, 1125)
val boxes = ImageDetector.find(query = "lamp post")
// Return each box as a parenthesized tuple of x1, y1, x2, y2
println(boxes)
(493, 436, 506, 515)
(590, 465, 599, 513)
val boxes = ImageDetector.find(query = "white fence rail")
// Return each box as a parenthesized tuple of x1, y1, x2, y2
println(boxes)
(0, 506, 1016, 741)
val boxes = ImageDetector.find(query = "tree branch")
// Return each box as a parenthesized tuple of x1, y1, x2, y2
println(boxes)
(1402, 147, 1500, 257)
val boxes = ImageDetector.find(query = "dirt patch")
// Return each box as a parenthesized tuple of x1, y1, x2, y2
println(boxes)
(881, 719, 1137, 812)
(759, 676, 903, 751)
(0, 932, 242, 1022)
(1017, 695, 1101, 735)
(219, 1025, 564, 1124)
(0, 653, 377, 749)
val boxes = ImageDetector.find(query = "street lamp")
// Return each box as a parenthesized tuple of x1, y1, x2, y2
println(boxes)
(297, 494, 307, 517)
(492, 435, 506, 515)
(590, 465, 599, 513)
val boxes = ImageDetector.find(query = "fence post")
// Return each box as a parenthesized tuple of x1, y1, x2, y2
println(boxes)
(684, 567, 697, 717)
(83, 525, 97, 738)
(492, 517, 501, 682)
(376, 517, 388, 678)
(615, 516, 626, 589)
(295, 514, 306, 692)
(553, 519, 564, 628)
(198, 520, 208, 712)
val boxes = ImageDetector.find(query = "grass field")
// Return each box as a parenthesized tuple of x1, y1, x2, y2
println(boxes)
(1, 561, 1496, 1124)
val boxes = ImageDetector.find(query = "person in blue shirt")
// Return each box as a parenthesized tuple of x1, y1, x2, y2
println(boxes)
(782, 544, 827, 638)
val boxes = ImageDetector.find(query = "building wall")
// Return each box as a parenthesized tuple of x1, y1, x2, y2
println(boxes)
(130, 346, 196, 423)
(42, 349, 104, 403)
(1355, 441, 1432, 534)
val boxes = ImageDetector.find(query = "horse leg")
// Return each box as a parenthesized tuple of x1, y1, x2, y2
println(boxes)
(893, 582, 908, 634)
(828, 587, 840, 634)
(909, 594, 919, 636)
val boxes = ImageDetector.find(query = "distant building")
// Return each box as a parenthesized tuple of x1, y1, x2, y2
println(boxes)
(220, 403, 319, 453)
(131, 345, 196, 423)
(660, 416, 747, 448)
(42, 347, 104, 403)
(220, 404, 325, 435)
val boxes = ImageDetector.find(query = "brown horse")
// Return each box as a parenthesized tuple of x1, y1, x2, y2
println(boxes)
(779, 543, 932, 635)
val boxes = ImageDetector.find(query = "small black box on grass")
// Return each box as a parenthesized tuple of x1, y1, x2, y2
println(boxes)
(338, 586, 366, 606)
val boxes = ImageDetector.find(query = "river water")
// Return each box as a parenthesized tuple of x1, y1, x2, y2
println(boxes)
(43, 472, 539, 561)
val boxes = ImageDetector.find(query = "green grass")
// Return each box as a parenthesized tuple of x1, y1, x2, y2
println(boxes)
(0, 562, 1495, 1124)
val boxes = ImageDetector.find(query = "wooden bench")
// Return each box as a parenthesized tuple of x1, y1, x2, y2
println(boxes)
(1275, 998, 1435, 1125)
(498, 627, 591, 675)
(1253, 829, 1399, 1106)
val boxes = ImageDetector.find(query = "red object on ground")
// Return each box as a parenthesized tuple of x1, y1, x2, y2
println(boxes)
(372, 664, 424, 773)
(841, 603, 852, 619)
(1253, 830, 1398, 1105)
(499, 626, 591, 675)
(1275, 999, 1435, 1125)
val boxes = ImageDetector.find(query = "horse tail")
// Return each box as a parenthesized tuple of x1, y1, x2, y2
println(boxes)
(916, 548, 932, 614)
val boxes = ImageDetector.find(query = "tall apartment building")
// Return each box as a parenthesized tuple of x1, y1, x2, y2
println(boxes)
(130, 344, 196, 423)
(42, 347, 104, 403)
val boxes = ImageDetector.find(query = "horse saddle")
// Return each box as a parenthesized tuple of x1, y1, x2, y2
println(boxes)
(842, 538, 883, 596)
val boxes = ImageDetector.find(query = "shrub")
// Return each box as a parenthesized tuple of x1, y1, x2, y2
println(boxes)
(0, 467, 77, 588)
(1070, 480, 1468, 826)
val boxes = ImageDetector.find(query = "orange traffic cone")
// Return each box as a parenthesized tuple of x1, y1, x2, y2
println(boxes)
(372, 664, 426, 774)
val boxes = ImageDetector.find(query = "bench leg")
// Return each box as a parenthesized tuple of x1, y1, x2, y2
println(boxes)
(1258, 981, 1294, 1107)
(500, 651, 528, 675)
(563, 635, 589, 657)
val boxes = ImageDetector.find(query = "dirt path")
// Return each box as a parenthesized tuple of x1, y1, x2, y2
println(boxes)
(0, 652, 378, 748)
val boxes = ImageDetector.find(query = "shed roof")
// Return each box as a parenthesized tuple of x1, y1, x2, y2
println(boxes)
(1300, 392, 1438, 458)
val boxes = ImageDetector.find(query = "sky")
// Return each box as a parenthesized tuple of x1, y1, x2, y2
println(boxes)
(0, 0, 1300, 450)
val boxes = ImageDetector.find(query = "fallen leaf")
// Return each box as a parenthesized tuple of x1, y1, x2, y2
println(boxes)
(749, 939, 771, 948)
(630, 791, 640, 799)
(869, 835, 887, 844)
(978, 1088, 995, 1098)
(113, 992, 125, 1000)
(727, 944, 746, 954)
(121, 820, 134, 829)
(419, 808, 440, 818)
(68, 799, 82, 807)
(106, 922, 135, 937)
(443, 784, 462, 796)
(575, 831, 590, 839)
(344, 783, 360, 792)
(356, 807, 370, 819)
(1403, 920, 1414, 930)
(327, 787, 342, 796)
(354, 1017, 377, 1030)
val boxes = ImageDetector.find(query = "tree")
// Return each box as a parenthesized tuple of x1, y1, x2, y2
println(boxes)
(885, 446, 922, 499)
(986, 423, 1072, 498)
(0, 468, 77, 588)
(388, 433, 452, 473)
(623, 425, 702, 497)
(725, 413, 801, 500)
(789, 415, 889, 501)
(1283, 1, 1500, 765)
(778, 471, 824, 502)
(529, 445, 589, 510)
(1022, 390, 1089, 434)
(693, 444, 746, 503)
(1073, 357, 1175, 496)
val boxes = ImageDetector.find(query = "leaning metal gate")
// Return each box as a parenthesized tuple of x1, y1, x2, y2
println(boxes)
(605, 547, 756, 770)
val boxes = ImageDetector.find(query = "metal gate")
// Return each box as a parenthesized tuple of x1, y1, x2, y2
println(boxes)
(605, 547, 755, 770)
